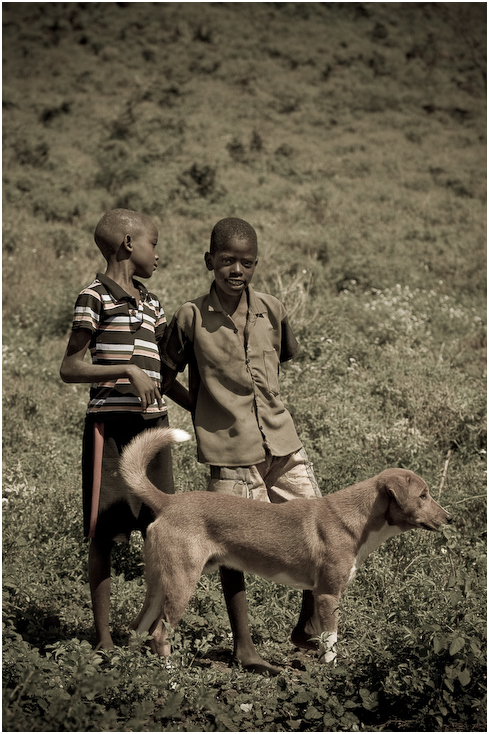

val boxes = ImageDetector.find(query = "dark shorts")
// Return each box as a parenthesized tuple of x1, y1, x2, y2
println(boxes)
(82, 413, 174, 542)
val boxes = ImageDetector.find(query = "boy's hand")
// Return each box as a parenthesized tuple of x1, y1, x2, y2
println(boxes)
(61, 330, 163, 412)
(126, 364, 163, 412)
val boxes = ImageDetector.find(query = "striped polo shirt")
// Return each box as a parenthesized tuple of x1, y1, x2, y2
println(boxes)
(72, 272, 167, 418)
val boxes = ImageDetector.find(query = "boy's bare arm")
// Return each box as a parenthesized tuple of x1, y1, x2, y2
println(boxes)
(60, 328, 163, 412)
(165, 380, 194, 412)
(160, 363, 178, 394)
(160, 364, 194, 412)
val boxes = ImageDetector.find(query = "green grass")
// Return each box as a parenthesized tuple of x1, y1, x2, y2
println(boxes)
(2, 3, 486, 731)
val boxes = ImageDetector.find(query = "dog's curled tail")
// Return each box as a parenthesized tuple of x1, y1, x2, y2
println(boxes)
(120, 427, 191, 513)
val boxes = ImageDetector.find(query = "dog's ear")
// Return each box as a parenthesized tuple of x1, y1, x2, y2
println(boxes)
(381, 470, 411, 510)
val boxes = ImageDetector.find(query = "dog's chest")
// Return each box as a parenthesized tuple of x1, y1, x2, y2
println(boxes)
(347, 523, 402, 583)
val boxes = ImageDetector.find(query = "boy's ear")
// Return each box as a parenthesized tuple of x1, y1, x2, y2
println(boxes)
(123, 234, 133, 251)
(204, 252, 214, 271)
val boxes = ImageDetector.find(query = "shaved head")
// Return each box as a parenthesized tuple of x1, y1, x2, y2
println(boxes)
(210, 218, 258, 255)
(94, 209, 155, 260)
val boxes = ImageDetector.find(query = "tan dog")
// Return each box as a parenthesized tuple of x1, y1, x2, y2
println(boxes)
(120, 428, 451, 663)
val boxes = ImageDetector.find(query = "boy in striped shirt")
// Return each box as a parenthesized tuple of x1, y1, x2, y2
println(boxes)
(60, 208, 189, 651)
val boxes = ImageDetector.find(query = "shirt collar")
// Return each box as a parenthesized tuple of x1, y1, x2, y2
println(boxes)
(96, 272, 148, 303)
(207, 281, 266, 315)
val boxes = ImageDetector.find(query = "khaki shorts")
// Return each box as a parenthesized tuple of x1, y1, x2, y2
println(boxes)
(207, 448, 321, 503)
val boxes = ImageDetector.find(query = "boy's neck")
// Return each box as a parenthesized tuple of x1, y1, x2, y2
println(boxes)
(216, 286, 248, 317)
(104, 261, 140, 299)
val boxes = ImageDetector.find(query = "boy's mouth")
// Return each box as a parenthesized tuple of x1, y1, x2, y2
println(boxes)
(226, 278, 245, 287)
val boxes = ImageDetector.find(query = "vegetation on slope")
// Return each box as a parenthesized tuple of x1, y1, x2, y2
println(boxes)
(3, 3, 486, 731)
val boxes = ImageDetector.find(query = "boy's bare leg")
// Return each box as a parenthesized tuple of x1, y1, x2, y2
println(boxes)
(291, 589, 319, 650)
(219, 567, 281, 674)
(88, 537, 115, 650)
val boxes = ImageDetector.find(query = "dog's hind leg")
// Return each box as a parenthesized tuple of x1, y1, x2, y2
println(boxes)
(130, 594, 153, 631)
(147, 618, 171, 656)
(132, 568, 203, 657)
(131, 520, 209, 656)
(130, 587, 170, 654)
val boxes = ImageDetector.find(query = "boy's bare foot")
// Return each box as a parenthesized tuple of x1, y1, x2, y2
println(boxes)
(234, 653, 282, 675)
(94, 636, 115, 651)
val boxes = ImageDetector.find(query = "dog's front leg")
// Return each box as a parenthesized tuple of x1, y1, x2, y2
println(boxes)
(313, 593, 340, 663)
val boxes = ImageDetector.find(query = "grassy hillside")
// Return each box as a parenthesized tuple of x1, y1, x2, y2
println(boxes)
(2, 3, 486, 732)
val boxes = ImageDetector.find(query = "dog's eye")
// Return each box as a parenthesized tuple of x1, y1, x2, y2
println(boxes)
(420, 493, 428, 500)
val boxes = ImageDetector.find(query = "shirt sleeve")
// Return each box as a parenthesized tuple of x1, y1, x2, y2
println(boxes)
(280, 314, 300, 362)
(72, 287, 103, 333)
(160, 311, 193, 372)
(152, 297, 167, 343)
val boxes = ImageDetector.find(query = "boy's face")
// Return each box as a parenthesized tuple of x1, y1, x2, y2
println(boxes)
(128, 220, 159, 278)
(205, 237, 258, 300)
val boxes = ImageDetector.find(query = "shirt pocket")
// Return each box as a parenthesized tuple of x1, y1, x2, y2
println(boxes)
(263, 350, 280, 396)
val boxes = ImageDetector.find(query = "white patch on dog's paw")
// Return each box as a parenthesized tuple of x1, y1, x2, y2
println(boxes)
(170, 429, 192, 444)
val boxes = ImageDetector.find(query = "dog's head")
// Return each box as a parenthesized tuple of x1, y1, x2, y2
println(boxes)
(380, 468, 452, 531)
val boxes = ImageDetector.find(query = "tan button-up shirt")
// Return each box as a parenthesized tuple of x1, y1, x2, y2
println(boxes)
(162, 283, 302, 466)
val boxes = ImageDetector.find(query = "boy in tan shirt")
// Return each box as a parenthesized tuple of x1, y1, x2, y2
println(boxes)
(162, 217, 320, 673)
